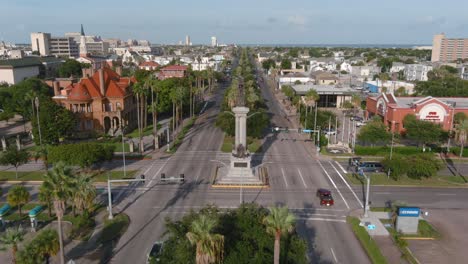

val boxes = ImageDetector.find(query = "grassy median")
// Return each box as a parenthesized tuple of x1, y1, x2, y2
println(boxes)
(347, 216, 388, 264)
(347, 172, 468, 187)
(0, 170, 136, 182)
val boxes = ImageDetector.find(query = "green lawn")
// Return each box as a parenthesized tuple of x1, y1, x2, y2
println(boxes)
(101, 142, 129, 152)
(99, 213, 130, 243)
(0, 171, 46, 181)
(382, 219, 440, 239)
(221, 135, 263, 153)
(347, 216, 388, 264)
(0, 170, 136, 182)
(347, 172, 468, 187)
(370, 207, 392, 212)
(126, 124, 162, 138)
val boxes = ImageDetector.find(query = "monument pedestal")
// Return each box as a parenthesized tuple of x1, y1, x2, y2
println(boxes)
(215, 155, 263, 186)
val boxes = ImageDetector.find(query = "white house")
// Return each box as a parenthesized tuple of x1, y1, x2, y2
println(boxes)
(309, 58, 337, 72)
(390, 62, 406, 73)
(350, 66, 381, 78)
(0, 58, 41, 85)
(404, 64, 433, 81)
(340, 62, 352, 72)
(278, 72, 311, 88)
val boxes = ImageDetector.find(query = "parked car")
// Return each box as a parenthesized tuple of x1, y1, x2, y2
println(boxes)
(316, 188, 334, 206)
(350, 116, 363, 122)
(356, 120, 366, 127)
(147, 241, 164, 263)
(356, 162, 383, 173)
(322, 128, 336, 135)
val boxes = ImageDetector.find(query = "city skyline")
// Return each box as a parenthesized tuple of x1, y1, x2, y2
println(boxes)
(1, 0, 468, 44)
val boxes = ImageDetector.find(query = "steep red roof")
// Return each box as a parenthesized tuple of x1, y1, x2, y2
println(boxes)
(68, 83, 92, 101)
(140, 61, 160, 67)
(66, 67, 133, 99)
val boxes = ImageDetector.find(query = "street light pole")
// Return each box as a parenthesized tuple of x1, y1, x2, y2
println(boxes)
(120, 111, 126, 178)
(34, 97, 42, 146)
(359, 169, 371, 218)
(107, 173, 113, 220)
(447, 106, 455, 153)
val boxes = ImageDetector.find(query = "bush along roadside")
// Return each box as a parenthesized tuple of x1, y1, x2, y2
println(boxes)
(381, 153, 441, 180)
(347, 216, 388, 264)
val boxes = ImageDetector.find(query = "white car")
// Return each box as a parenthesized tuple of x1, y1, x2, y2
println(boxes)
(356, 121, 366, 127)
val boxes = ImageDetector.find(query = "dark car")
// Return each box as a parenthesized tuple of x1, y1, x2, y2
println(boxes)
(316, 189, 334, 206)
(147, 241, 164, 263)
(356, 162, 383, 173)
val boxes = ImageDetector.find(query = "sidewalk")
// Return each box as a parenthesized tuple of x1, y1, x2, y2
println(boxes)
(350, 209, 407, 264)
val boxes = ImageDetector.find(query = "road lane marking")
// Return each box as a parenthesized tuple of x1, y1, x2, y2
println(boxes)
(297, 217, 346, 223)
(331, 248, 338, 262)
(317, 160, 350, 209)
(281, 168, 289, 188)
(436, 193, 456, 196)
(147, 157, 172, 187)
(329, 161, 363, 208)
(374, 192, 391, 195)
(296, 168, 308, 188)
(335, 161, 347, 174)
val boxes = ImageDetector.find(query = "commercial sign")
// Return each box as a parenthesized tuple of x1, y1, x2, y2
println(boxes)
(398, 207, 420, 217)
(419, 103, 446, 122)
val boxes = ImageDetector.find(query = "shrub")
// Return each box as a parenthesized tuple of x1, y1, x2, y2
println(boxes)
(48, 143, 115, 168)
(382, 154, 440, 180)
(355, 146, 428, 156)
(450, 147, 468, 157)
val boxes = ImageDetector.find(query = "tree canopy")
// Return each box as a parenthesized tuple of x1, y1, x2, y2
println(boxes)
(58, 59, 87, 78)
(357, 117, 391, 146)
(403, 114, 447, 146)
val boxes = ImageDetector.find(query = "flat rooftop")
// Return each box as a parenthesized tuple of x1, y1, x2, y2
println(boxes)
(292, 84, 357, 95)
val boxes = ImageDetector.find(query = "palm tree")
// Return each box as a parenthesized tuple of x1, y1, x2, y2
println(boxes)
(457, 120, 468, 157)
(38, 183, 53, 217)
(33, 145, 49, 172)
(73, 173, 96, 215)
(132, 83, 147, 153)
(7, 185, 30, 217)
(351, 93, 362, 116)
(0, 227, 25, 264)
(43, 161, 74, 264)
(263, 206, 296, 264)
(37, 229, 60, 264)
(186, 214, 224, 264)
(304, 89, 319, 130)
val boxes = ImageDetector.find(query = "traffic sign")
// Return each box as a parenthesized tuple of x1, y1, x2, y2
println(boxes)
(302, 129, 313, 133)
(358, 169, 364, 177)
(367, 224, 376, 230)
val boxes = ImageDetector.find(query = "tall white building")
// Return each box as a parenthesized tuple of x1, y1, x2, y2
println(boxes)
(211, 36, 217, 47)
(30, 32, 51, 56)
(185, 35, 191, 46)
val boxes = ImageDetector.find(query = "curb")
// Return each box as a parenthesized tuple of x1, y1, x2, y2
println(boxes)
(211, 184, 269, 189)
(401, 237, 436, 240)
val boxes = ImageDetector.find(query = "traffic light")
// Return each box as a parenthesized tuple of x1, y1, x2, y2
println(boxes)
(140, 174, 145, 182)
(161, 173, 166, 180)
(180, 173, 185, 183)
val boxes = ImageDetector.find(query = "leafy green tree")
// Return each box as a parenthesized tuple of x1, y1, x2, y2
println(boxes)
(0, 227, 25, 264)
(394, 87, 407, 96)
(47, 143, 114, 169)
(0, 111, 14, 123)
(31, 98, 77, 145)
(261, 59, 275, 71)
(280, 59, 292, 69)
(58, 59, 85, 78)
(456, 120, 468, 157)
(357, 118, 391, 146)
(263, 206, 296, 264)
(281, 85, 295, 99)
(454, 112, 467, 125)
(288, 48, 299, 58)
(0, 146, 30, 179)
(43, 162, 75, 264)
(7, 185, 30, 217)
(403, 114, 446, 147)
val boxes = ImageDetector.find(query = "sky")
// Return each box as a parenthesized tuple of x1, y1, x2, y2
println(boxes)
(1, 0, 468, 45)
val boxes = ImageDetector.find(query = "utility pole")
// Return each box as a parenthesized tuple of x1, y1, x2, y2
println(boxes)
(34, 97, 42, 146)
(447, 106, 455, 153)
(359, 169, 371, 218)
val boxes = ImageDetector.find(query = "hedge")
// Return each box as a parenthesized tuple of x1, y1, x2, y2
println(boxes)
(382, 153, 441, 180)
(48, 143, 115, 168)
(450, 147, 468, 157)
(354, 146, 430, 156)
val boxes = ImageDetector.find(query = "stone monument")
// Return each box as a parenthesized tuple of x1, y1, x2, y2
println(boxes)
(214, 80, 264, 186)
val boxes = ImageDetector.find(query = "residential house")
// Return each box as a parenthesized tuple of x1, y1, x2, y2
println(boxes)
(404, 64, 433, 81)
(0, 58, 41, 84)
(157, 65, 188, 80)
(139, 61, 160, 71)
(310, 71, 338, 85)
(52, 67, 137, 134)
(390, 62, 406, 73)
(350, 66, 381, 79)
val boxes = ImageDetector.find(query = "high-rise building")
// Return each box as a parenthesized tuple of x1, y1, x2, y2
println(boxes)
(211, 36, 217, 47)
(185, 35, 191, 46)
(30, 32, 51, 56)
(31, 32, 79, 57)
(431, 33, 468, 62)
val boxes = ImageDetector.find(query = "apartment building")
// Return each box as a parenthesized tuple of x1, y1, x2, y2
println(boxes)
(404, 64, 433, 81)
(431, 33, 468, 62)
